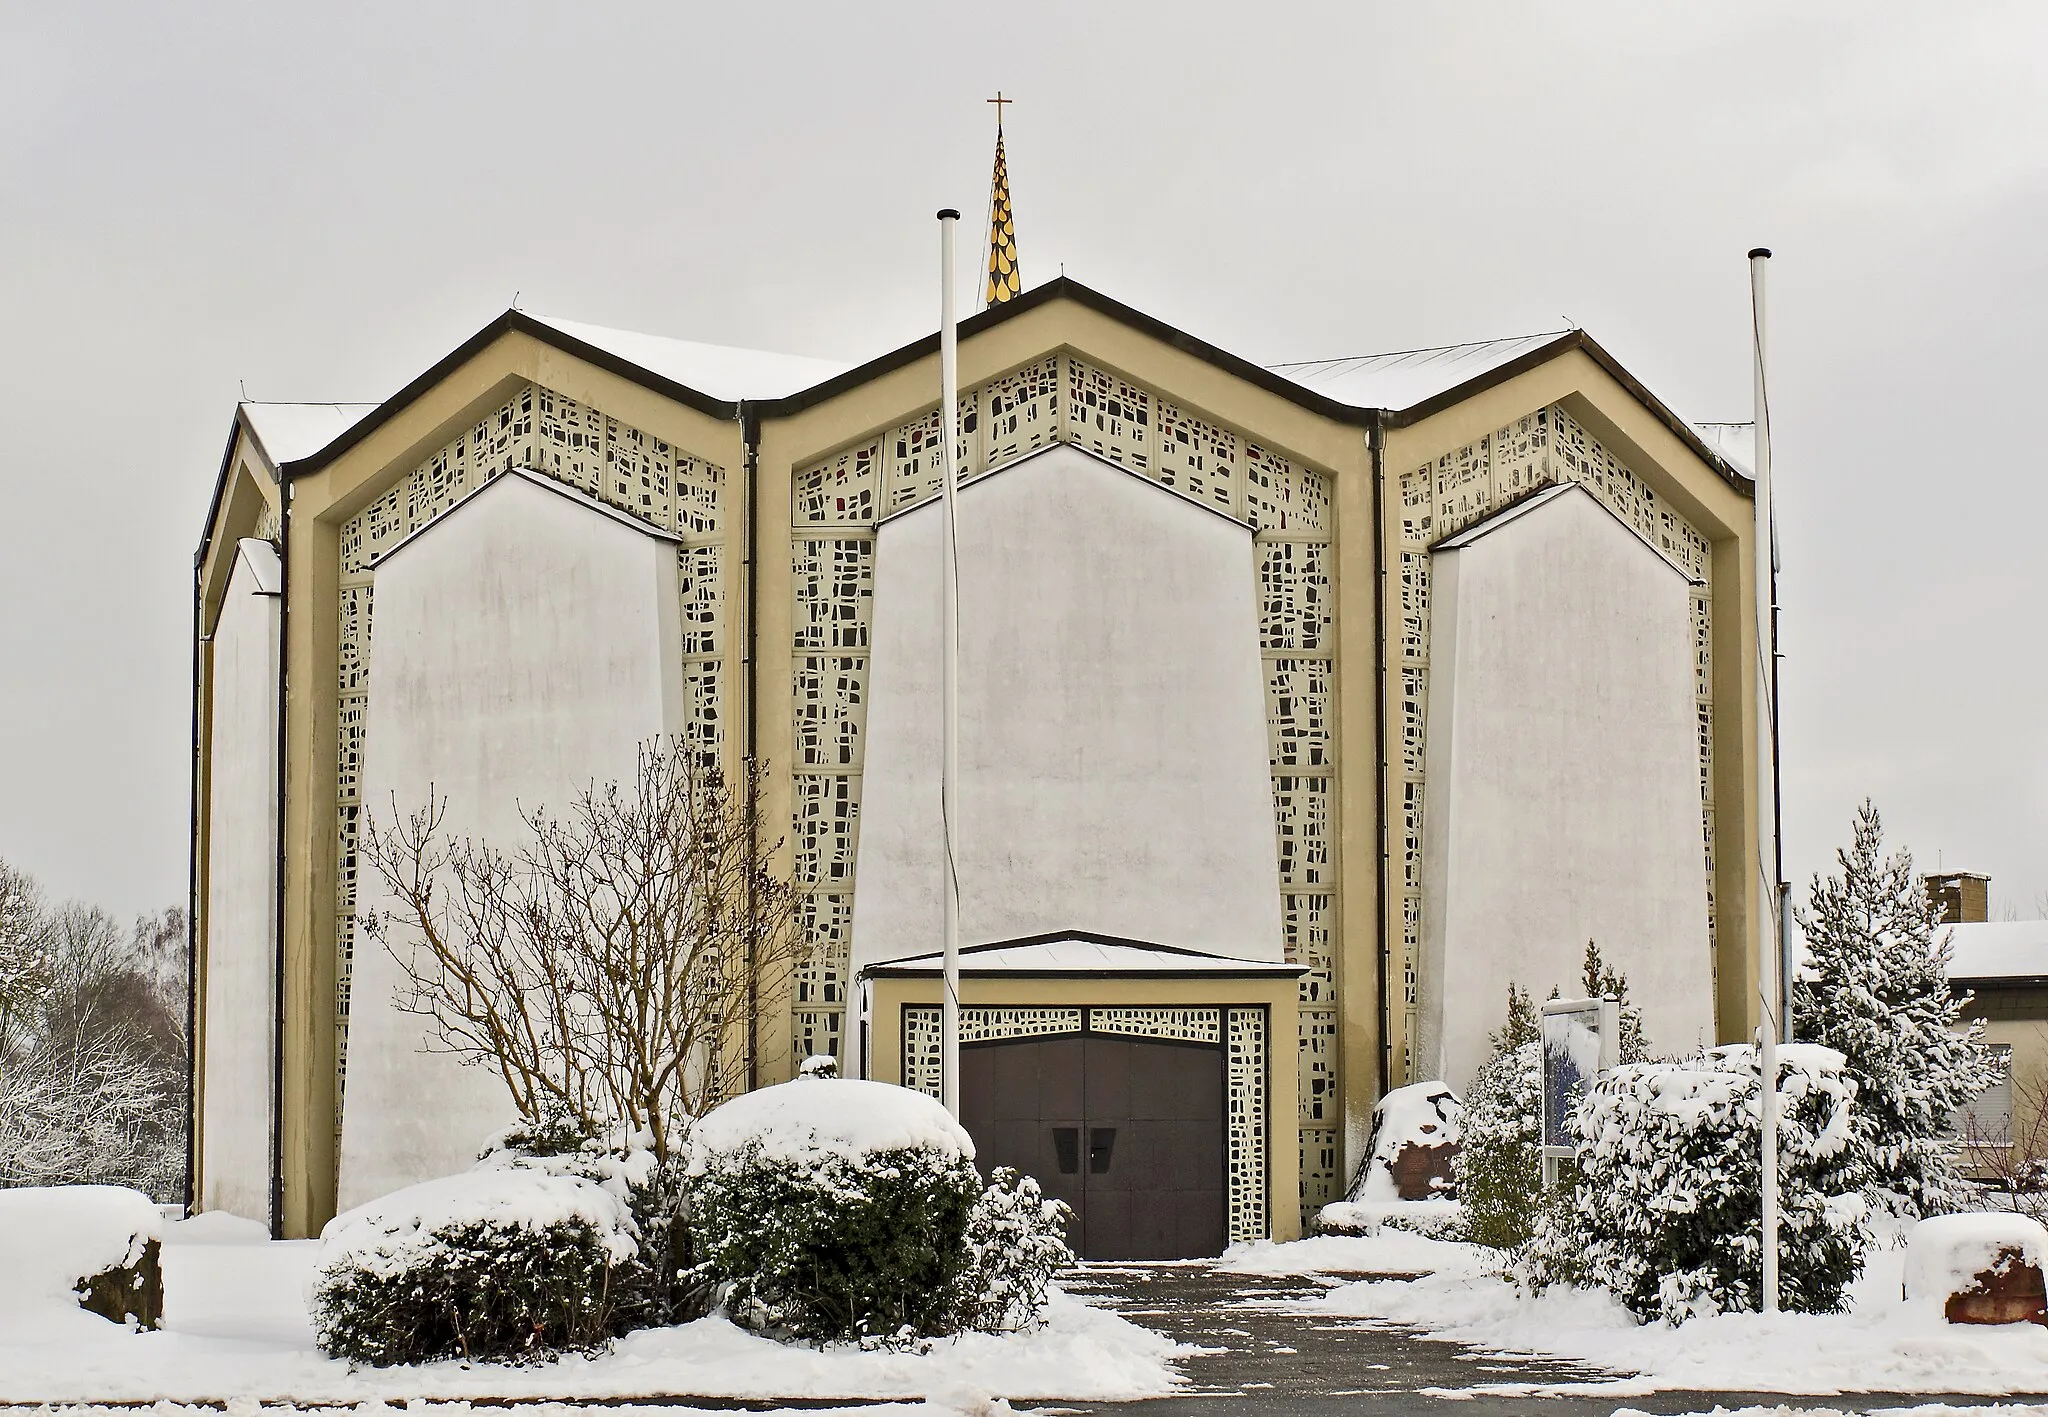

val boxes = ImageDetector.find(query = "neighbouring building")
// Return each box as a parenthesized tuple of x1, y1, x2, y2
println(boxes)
(1936, 871, 2048, 1160)
(190, 262, 1768, 1254)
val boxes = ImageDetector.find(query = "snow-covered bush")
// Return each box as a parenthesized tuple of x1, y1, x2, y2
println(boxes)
(946, 1166, 1074, 1333)
(1457, 985, 1543, 1249)
(475, 1112, 689, 1327)
(684, 1078, 981, 1342)
(310, 1168, 641, 1365)
(1793, 802, 1998, 1217)
(0, 1184, 163, 1328)
(1526, 1044, 1872, 1322)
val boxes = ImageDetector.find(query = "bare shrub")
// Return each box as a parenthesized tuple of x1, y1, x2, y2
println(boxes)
(359, 741, 802, 1168)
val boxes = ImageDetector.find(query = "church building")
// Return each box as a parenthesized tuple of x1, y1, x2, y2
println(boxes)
(188, 138, 1767, 1254)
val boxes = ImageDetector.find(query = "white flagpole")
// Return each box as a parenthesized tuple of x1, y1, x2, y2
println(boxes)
(938, 208, 963, 1118)
(1749, 246, 1781, 1313)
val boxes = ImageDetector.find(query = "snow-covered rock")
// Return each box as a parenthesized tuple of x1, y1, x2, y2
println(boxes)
(685, 1077, 975, 1173)
(0, 1184, 164, 1328)
(1905, 1212, 2048, 1324)
(1347, 1081, 1462, 1203)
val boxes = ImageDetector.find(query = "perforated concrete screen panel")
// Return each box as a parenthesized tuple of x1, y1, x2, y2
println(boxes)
(850, 443, 1284, 972)
(336, 471, 683, 1207)
(199, 540, 282, 1223)
(1417, 484, 1713, 1088)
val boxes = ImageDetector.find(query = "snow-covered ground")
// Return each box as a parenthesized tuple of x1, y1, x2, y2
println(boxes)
(1616, 1408, 2048, 1417)
(0, 1214, 1180, 1407)
(4, 1404, 986, 1417)
(1240, 1222, 2048, 1398)
(1219, 1228, 1492, 1279)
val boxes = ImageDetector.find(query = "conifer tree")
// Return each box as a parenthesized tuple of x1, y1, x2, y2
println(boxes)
(1791, 800, 1997, 1215)
(1457, 984, 1543, 1248)
(1582, 940, 1647, 1064)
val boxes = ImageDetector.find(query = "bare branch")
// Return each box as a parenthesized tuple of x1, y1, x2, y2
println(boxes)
(358, 742, 804, 1166)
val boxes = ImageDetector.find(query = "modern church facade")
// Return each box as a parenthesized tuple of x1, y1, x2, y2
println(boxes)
(189, 278, 1766, 1252)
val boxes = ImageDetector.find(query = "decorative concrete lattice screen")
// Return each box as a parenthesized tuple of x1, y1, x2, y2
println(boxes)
(1393, 406, 1715, 1079)
(792, 354, 1340, 1221)
(334, 384, 726, 1130)
(902, 1004, 1270, 1244)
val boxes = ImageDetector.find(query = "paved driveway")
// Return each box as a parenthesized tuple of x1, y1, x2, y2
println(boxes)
(1058, 1263, 2042, 1417)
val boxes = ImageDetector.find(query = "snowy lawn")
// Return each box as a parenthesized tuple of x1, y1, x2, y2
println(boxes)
(0, 1214, 1181, 1407)
(1283, 1222, 2048, 1399)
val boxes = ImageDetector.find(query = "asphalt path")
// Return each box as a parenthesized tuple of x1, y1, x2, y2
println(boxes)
(1055, 1263, 2048, 1417)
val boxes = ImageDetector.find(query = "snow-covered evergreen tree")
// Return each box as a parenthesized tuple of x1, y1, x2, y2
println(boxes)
(1582, 939, 1647, 1064)
(1457, 985, 1543, 1249)
(1525, 1044, 1872, 1322)
(1792, 801, 1998, 1215)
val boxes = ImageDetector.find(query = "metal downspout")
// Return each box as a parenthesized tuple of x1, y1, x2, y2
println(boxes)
(740, 405, 761, 1093)
(270, 479, 291, 1239)
(185, 558, 203, 1215)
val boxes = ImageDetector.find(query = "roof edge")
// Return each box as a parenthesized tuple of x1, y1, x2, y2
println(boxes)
(1381, 329, 1755, 499)
(280, 310, 744, 480)
(196, 408, 275, 573)
(754, 276, 1377, 428)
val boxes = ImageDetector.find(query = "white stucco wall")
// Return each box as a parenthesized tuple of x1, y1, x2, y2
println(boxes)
(850, 444, 1284, 992)
(1418, 486, 1712, 1089)
(200, 539, 281, 1222)
(337, 471, 682, 1208)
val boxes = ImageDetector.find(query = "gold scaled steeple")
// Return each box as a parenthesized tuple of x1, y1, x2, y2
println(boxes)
(984, 92, 1020, 306)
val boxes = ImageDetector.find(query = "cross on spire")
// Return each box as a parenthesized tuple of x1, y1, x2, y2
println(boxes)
(984, 93, 1020, 306)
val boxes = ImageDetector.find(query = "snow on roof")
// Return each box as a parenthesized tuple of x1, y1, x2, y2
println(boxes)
(1693, 421, 1755, 477)
(238, 402, 377, 467)
(865, 934, 1304, 976)
(1943, 921, 2048, 982)
(1269, 331, 1569, 413)
(233, 538, 281, 595)
(522, 312, 852, 402)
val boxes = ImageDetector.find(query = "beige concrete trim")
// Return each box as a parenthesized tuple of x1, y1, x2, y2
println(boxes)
(1380, 351, 1761, 1053)
(1333, 425, 1381, 1170)
(267, 335, 748, 1233)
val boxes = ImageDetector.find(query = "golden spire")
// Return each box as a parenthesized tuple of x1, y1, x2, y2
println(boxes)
(984, 92, 1021, 306)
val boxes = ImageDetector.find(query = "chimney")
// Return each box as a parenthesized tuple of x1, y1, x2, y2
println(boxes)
(1924, 870, 1990, 925)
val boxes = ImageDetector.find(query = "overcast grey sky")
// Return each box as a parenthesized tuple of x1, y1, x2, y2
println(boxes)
(2, 2, 2044, 923)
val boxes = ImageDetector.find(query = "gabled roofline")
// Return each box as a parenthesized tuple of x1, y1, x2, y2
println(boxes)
(196, 407, 277, 572)
(755, 276, 1378, 427)
(270, 280, 1752, 501)
(281, 310, 745, 480)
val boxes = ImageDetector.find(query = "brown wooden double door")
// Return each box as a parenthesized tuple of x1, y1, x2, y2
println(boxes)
(959, 1032, 1227, 1260)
